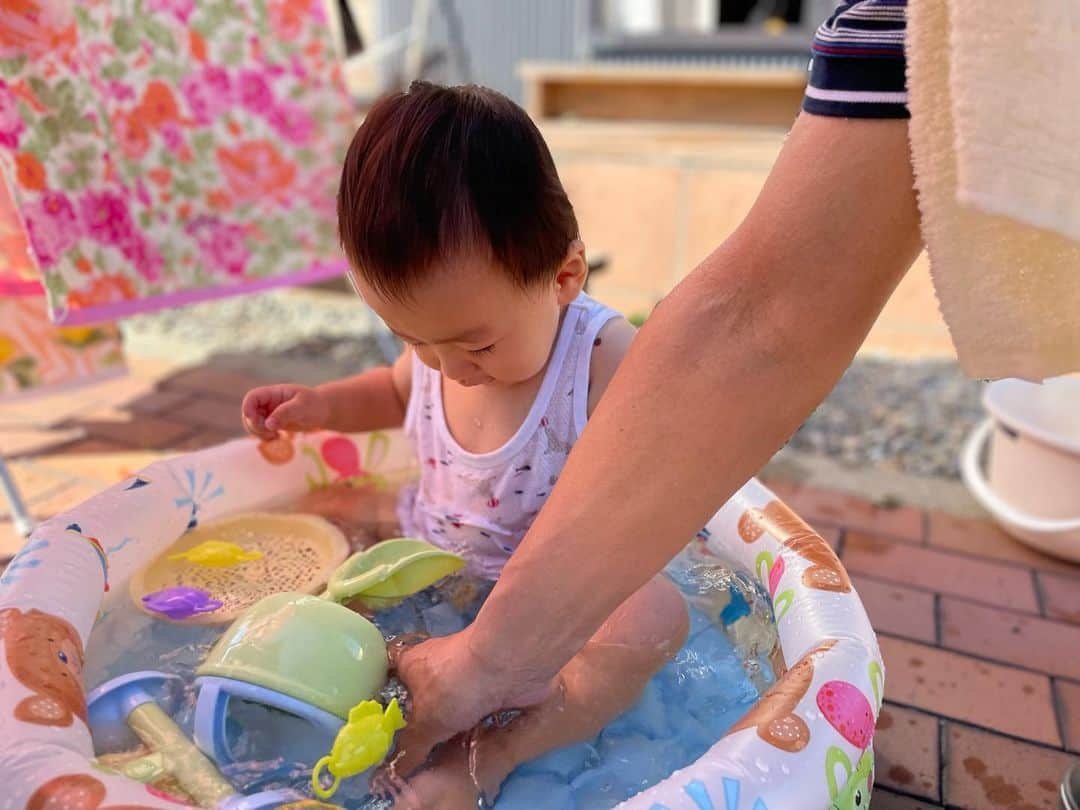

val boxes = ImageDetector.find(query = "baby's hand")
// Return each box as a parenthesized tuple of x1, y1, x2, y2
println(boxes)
(241, 384, 330, 439)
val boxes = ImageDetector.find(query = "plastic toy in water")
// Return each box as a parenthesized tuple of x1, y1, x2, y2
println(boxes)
(86, 671, 305, 808)
(192, 539, 460, 768)
(168, 540, 263, 568)
(323, 537, 466, 610)
(130, 512, 350, 625)
(142, 586, 223, 620)
(311, 698, 406, 799)
(193, 591, 390, 766)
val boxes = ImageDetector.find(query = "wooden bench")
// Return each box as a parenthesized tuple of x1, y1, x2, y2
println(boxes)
(519, 62, 806, 128)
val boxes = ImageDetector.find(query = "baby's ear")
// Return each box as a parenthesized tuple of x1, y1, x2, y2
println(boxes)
(555, 240, 588, 304)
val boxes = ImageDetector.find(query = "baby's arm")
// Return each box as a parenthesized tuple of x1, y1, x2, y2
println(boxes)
(242, 350, 412, 438)
(587, 317, 637, 417)
(316, 349, 413, 433)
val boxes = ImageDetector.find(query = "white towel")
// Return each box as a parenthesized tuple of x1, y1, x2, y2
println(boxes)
(907, 0, 1080, 382)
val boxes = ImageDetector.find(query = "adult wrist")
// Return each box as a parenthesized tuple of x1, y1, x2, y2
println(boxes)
(466, 580, 570, 693)
(464, 609, 523, 680)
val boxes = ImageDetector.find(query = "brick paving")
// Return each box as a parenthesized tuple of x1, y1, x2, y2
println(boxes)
(0, 358, 261, 557)
(767, 479, 1080, 809)
(0, 364, 1076, 808)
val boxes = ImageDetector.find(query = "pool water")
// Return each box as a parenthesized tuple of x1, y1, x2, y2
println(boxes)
(84, 544, 777, 808)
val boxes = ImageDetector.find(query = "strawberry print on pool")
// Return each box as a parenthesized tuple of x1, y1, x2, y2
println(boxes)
(0, 0, 355, 325)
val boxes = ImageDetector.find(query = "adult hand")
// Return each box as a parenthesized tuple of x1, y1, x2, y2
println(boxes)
(386, 627, 553, 779)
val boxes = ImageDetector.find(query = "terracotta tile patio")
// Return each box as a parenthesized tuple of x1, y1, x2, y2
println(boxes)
(767, 479, 1080, 808)
(1, 363, 1077, 809)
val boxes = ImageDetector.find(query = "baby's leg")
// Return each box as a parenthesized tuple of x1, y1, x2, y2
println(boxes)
(293, 483, 402, 551)
(395, 575, 689, 810)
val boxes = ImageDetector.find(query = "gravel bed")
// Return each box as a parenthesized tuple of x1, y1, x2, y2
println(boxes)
(789, 357, 985, 479)
(121, 287, 385, 358)
(123, 287, 985, 479)
(121, 287, 397, 382)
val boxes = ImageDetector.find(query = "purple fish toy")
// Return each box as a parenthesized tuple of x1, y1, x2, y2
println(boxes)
(142, 586, 223, 620)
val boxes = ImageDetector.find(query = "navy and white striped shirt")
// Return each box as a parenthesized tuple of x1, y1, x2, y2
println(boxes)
(802, 0, 909, 119)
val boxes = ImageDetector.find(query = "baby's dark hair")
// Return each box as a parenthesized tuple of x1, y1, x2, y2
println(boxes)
(337, 81, 579, 300)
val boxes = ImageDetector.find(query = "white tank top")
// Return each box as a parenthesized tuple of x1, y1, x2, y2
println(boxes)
(397, 293, 620, 579)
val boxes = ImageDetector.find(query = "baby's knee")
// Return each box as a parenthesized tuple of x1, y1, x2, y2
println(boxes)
(601, 575, 689, 653)
(647, 575, 690, 651)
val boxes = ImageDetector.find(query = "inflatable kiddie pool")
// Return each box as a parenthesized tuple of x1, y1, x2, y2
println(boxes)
(0, 430, 883, 809)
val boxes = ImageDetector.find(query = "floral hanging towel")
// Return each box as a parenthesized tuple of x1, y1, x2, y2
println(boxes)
(0, 0, 355, 325)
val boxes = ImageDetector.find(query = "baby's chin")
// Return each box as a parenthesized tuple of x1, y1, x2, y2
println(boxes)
(455, 375, 496, 387)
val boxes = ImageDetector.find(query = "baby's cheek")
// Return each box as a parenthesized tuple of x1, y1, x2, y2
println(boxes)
(414, 347, 440, 372)
(514, 340, 555, 380)
(500, 356, 542, 383)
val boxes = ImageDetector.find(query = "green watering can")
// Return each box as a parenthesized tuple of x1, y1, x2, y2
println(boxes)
(193, 538, 463, 770)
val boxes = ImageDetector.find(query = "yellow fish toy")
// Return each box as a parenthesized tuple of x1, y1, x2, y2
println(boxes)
(312, 698, 406, 799)
(168, 540, 263, 568)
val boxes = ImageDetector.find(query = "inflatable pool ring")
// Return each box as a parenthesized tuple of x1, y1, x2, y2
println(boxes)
(0, 431, 883, 808)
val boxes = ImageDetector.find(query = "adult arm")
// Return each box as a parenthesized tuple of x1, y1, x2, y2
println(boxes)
(475, 110, 923, 673)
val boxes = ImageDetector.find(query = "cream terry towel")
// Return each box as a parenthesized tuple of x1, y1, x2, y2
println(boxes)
(907, 0, 1080, 382)
(950, 2, 1080, 242)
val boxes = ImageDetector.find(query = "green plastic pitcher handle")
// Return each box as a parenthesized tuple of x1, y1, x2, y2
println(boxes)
(325, 538, 465, 605)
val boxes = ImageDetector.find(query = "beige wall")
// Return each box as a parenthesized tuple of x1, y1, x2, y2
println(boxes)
(547, 122, 955, 359)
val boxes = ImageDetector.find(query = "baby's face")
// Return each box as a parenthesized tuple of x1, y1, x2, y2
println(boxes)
(354, 250, 581, 387)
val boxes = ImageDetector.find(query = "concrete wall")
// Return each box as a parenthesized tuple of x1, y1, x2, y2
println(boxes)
(375, 0, 580, 102)
(372, 0, 839, 103)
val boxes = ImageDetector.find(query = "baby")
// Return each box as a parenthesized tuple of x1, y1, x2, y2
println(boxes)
(242, 81, 688, 808)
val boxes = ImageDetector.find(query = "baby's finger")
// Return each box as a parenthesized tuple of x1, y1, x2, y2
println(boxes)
(244, 410, 277, 439)
(265, 397, 306, 432)
(367, 768, 400, 804)
(382, 719, 445, 781)
(241, 392, 276, 438)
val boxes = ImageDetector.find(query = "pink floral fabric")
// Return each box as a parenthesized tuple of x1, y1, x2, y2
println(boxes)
(0, 0, 354, 324)
(0, 297, 125, 399)
(0, 174, 125, 398)
(0, 170, 38, 293)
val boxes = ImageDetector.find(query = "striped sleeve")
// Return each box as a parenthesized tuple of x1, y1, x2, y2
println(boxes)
(802, 0, 909, 119)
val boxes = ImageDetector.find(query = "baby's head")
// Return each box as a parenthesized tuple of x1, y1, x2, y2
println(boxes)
(338, 81, 585, 387)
